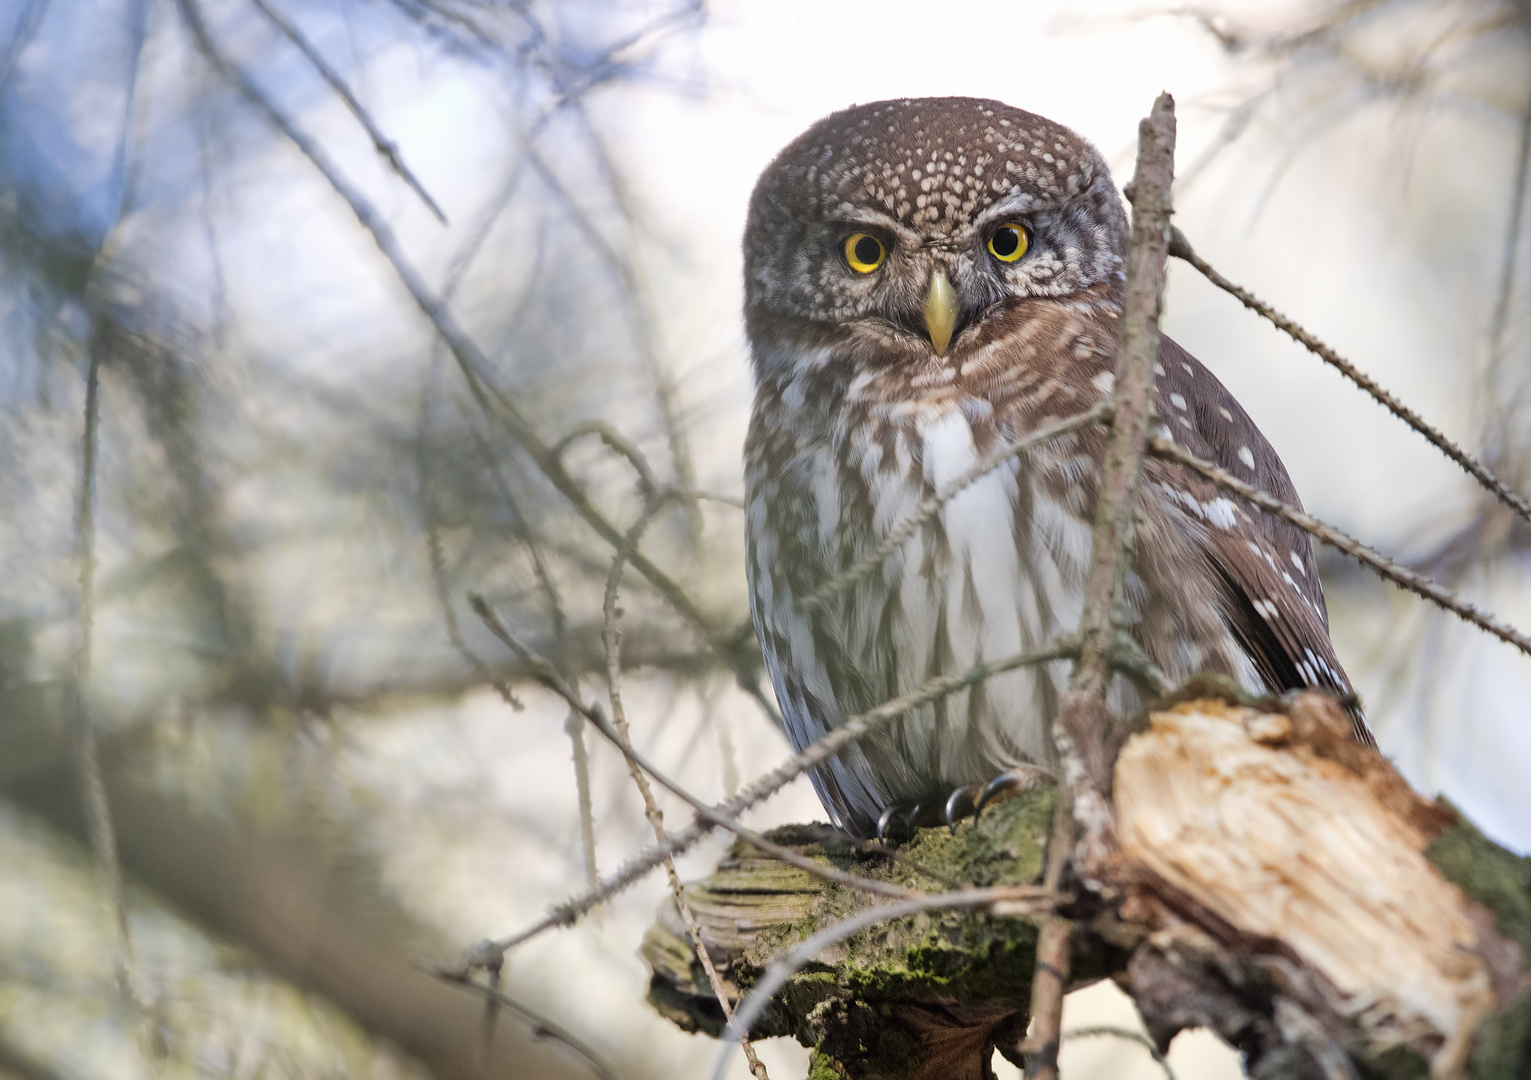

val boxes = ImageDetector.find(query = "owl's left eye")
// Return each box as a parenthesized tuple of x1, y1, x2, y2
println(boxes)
(987, 223, 1030, 263)
(842, 232, 887, 274)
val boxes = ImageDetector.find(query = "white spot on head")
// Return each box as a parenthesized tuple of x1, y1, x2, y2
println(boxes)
(1218, 407, 1233, 423)
(1170, 393, 1187, 410)
(1092, 371, 1115, 395)
(1238, 446, 1254, 469)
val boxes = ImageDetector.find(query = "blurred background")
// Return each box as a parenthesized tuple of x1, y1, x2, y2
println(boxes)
(0, 0, 1527, 1076)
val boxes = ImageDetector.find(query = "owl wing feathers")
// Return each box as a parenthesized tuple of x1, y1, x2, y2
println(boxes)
(1147, 337, 1373, 744)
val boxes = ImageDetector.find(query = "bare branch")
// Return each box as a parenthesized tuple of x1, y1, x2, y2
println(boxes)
(458, 633, 1078, 957)
(174, 0, 780, 729)
(433, 972, 618, 1080)
(600, 504, 769, 1079)
(1063, 1027, 1175, 1080)
(1171, 226, 1531, 526)
(1026, 92, 1177, 1080)
(1149, 434, 1531, 658)
(247, 0, 447, 222)
(73, 346, 153, 1049)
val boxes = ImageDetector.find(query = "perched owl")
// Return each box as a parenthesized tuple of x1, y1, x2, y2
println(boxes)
(742, 97, 1371, 840)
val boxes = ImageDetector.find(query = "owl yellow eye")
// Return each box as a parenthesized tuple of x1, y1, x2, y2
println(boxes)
(842, 232, 887, 274)
(987, 224, 1030, 263)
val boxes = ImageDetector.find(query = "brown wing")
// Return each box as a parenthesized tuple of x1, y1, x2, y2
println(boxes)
(1147, 336, 1374, 745)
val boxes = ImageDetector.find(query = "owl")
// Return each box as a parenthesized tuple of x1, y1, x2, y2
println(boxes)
(742, 97, 1372, 841)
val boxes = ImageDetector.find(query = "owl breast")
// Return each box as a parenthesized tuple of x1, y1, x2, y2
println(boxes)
(745, 372, 1100, 836)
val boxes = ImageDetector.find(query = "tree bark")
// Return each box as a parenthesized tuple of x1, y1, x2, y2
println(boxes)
(643, 692, 1530, 1080)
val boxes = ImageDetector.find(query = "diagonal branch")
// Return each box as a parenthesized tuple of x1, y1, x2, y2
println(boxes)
(1149, 433, 1531, 659)
(600, 504, 769, 1079)
(174, 0, 780, 727)
(1171, 226, 1531, 526)
(247, 0, 447, 222)
(456, 618, 1080, 964)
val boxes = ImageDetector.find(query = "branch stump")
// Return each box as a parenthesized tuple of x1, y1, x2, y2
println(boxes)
(643, 694, 1530, 1080)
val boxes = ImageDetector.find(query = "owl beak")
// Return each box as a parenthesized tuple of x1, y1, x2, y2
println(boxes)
(923, 268, 958, 357)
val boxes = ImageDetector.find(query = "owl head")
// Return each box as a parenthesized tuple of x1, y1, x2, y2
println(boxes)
(743, 97, 1127, 379)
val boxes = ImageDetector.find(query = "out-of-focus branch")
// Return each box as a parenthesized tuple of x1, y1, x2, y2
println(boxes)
(599, 505, 769, 1079)
(71, 347, 151, 1044)
(176, 0, 778, 725)
(247, 0, 447, 222)
(0, 738, 596, 1080)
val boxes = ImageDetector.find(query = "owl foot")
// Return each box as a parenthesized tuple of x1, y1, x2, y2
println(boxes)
(874, 799, 950, 844)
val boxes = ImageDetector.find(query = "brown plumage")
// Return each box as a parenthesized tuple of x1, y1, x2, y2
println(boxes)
(742, 97, 1369, 839)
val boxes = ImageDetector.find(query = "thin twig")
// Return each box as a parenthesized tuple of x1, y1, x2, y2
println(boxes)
(1482, 71, 1531, 462)
(457, 600, 1077, 965)
(247, 0, 447, 222)
(1149, 434, 1531, 659)
(1171, 225, 1531, 526)
(711, 887, 1058, 1080)
(74, 349, 150, 1042)
(175, 0, 782, 730)
(0, 0, 47, 99)
(436, 971, 618, 1080)
(601, 504, 769, 1079)
(1063, 1026, 1176, 1080)
(458, 598, 942, 945)
(453, 628, 1077, 962)
(800, 403, 1112, 612)
(552, 420, 662, 499)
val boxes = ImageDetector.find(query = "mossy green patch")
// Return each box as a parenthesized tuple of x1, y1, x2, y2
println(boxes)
(1424, 814, 1531, 1080)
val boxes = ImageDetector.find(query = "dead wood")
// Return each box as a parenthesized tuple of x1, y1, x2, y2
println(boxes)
(643, 694, 1531, 1080)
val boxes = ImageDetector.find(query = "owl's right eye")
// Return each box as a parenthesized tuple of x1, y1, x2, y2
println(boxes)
(842, 233, 887, 274)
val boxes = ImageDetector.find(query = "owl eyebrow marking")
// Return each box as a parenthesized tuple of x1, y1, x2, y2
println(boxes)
(824, 206, 921, 246)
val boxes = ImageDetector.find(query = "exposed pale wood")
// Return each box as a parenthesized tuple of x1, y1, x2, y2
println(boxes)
(1114, 693, 1516, 1077)
(645, 695, 1531, 1080)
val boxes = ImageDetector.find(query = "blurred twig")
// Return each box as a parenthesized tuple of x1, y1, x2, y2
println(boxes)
(176, 0, 780, 729)
(247, 0, 448, 222)
(72, 346, 153, 1050)
(0, 0, 47, 98)
(434, 972, 618, 1080)
(600, 503, 769, 1079)
(1063, 1026, 1175, 1080)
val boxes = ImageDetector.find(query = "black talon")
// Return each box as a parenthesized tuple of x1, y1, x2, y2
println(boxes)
(944, 787, 972, 833)
(976, 772, 1018, 814)
(875, 805, 899, 843)
(903, 801, 926, 838)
